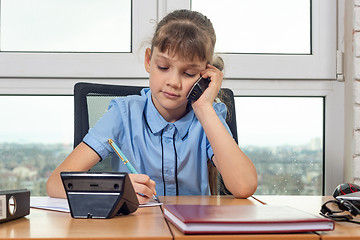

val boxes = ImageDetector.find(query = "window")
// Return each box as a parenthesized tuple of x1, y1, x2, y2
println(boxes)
(0, 0, 342, 196)
(1, 0, 131, 52)
(235, 97, 324, 195)
(0, 0, 336, 79)
(226, 80, 344, 195)
(191, 0, 336, 79)
(187, 0, 339, 195)
(192, 0, 311, 54)
(0, 96, 73, 195)
(0, 0, 157, 78)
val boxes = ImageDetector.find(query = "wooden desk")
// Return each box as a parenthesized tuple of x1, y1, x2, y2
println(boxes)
(1, 195, 350, 240)
(159, 195, 320, 240)
(0, 206, 172, 240)
(254, 195, 360, 240)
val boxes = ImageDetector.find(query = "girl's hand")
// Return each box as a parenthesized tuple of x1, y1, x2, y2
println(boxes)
(191, 64, 223, 110)
(128, 173, 157, 204)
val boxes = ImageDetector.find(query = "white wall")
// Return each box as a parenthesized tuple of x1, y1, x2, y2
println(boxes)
(348, 0, 360, 184)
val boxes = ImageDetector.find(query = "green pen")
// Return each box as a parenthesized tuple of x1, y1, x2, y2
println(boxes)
(107, 139, 160, 202)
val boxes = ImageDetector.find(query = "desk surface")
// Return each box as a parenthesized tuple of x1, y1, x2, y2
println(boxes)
(0, 204, 172, 240)
(254, 195, 360, 240)
(0, 195, 355, 240)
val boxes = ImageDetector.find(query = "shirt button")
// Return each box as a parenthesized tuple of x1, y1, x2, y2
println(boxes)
(165, 139, 171, 144)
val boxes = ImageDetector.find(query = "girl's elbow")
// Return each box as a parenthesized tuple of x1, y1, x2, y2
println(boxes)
(233, 186, 257, 199)
(231, 179, 258, 199)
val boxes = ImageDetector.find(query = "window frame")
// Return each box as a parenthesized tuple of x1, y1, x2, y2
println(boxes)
(224, 79, 344, 196)
(0, 0, 342, 196)
(0, 0, 336, 79)
(221, 0, 337, 79)
(188, 0, 336, 79)
(0, 0, 156, 78)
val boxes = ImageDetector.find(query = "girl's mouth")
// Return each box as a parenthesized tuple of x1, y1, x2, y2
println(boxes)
(163, 91, 179, 99)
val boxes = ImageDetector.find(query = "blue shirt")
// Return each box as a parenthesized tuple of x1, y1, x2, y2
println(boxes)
(83, 88, 230, 196)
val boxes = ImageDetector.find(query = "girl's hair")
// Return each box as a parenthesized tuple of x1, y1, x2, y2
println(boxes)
(151, 9, 223, 70)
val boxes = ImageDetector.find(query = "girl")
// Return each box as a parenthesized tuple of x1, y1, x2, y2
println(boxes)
(46, 9, 257, 204)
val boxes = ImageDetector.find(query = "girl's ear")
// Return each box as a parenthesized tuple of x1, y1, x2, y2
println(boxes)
(144, 48, 151, 73)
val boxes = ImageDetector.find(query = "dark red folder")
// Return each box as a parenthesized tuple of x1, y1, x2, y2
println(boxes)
(163, 204, 334, 234)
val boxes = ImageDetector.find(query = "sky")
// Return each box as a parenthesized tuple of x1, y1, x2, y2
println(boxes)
(0, 96, 74, 144)
(235, 97, 323, 147)
(1, 0, 131, 52)
(193, 0, 310, 54)
(1, 0, 309, 54)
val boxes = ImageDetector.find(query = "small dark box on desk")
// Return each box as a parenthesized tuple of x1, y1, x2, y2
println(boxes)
(0, 189, 30, 223)
(61, 171, 139, 219)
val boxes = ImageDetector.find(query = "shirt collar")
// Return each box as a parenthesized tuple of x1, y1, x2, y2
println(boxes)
(143, 88, 194, 140)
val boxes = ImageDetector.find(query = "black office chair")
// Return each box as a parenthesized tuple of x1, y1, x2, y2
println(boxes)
(73, 82, 238, 194)
(74, 82, 145, 148)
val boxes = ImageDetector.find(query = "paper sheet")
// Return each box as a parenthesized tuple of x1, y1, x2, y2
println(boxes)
(30, 196, 162, 213)
(30, 196, 70, 212)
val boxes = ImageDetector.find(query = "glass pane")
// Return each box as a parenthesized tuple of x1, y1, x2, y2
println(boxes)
(192, 0, 311, 54)
(0, 0, 131, 52)
(0, 96, 73, 195)
(235, 97, 324, 195)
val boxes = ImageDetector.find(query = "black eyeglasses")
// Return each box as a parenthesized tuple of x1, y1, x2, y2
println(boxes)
(320, 199, 360, 224)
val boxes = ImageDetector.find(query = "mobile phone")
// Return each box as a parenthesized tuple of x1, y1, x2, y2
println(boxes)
(186, 76, 211, 102)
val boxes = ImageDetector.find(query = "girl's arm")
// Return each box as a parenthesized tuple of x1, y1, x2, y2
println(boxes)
(192, 65, 258, 198)
(46, 142, 101, 198)
(195, 105, 257, 198)
(46, 142, 156, 204)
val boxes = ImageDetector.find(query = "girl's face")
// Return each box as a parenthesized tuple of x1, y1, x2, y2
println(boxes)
(145, 47, 207, 122)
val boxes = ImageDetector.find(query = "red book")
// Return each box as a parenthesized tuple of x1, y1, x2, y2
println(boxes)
(163, 204, 334, 234)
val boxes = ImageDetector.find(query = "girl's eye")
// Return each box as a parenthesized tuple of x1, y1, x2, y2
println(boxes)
(157, 66, 168, 71)
(184, 72, 196, 78)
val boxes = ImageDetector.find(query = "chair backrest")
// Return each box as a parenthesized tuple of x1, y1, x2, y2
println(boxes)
(74, 82, 238, 147)
(74, 82, 145, 148)
(73, 82, 238, 194)
(217, 88, 238, 144)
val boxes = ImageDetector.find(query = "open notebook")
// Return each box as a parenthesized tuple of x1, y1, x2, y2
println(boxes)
(30, 196, 161, 213)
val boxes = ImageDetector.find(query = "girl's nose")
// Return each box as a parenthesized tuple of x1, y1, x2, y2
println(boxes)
(166, 74, 182, 88)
